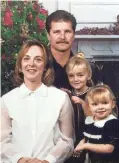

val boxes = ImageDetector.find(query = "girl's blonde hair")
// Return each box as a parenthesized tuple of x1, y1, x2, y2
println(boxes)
(85, 84, 118, 117)
(14, 39, 54, 86)
(66, 52, 93, 86)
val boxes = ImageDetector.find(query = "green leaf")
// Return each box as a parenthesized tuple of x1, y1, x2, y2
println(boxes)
(37, 13, 46, 20)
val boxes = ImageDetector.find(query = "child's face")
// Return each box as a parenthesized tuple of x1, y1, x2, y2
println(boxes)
(67, 64, 90, 92)
(88, 94, 114, 120)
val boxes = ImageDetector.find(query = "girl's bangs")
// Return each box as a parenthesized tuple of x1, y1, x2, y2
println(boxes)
(89, 91, 111, 103)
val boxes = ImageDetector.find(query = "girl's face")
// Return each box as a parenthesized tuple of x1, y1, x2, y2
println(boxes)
(67, 64, 90, 93)
(21, 45, 45, 85)
(88, 93, 114, 120)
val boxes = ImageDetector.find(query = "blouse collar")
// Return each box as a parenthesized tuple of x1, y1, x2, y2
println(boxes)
(85, 114, 117, 128)
(19, 83, 48, 98)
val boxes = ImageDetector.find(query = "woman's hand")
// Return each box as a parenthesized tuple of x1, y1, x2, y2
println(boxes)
(26, 158, 42, 163)
(42, 160, 49, 163)
(17, 157, 31, 163)
(17, 158, 49, 163)
(26, 159, 49, 163)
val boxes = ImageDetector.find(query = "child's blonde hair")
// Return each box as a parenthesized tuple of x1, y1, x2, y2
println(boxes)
(66, 52, 93, 86)
(85, 84, 118, 117)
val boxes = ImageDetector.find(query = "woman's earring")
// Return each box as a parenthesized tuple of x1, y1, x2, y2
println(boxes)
(19, 68, 22, 73)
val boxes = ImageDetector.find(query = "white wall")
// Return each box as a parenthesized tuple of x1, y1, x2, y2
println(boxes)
(40, 0, 119, 30)
(39, 0, 58, 14)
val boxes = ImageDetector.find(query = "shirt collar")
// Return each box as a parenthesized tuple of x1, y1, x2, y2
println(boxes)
(19, 83, 48, 98)
(85, 114, 117, 128)
(50, 49, 74, 66)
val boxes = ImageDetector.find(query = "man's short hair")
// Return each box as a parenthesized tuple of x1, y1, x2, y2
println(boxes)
(46, 10, 77, 33)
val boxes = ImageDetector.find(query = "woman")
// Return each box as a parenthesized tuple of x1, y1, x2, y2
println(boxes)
(1, 40, 74, 163)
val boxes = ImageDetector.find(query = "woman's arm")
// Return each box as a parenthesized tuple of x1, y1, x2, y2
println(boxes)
(0, 98, 12, 142)
(1, 97, 26, 163)
(45, 93, 75, 163)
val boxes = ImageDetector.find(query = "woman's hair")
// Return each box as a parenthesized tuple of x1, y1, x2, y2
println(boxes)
(85, 84, 118, 117)
(14, 39, 54, 86)
(66, 52, 93, 86)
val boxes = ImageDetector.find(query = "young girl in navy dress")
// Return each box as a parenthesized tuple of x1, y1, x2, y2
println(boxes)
(74, 84, 119, 163)
(64, 53, 93, 163)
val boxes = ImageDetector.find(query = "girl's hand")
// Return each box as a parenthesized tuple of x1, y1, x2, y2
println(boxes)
(74, 144, 86, 153)
(73, 138, 86, 156)
(71, 96, 84, 104)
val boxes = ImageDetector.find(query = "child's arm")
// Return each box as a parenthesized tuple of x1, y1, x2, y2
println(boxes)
(71, 96, 91, 116)
(77, 138, 86, 146)
(73, 138, 86, 154)
(75, 142, 114, 154)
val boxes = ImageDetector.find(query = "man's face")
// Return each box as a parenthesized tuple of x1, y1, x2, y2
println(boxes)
(47, 21, 75, 52)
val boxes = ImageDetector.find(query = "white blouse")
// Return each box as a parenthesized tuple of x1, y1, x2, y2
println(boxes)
(1, 83, 74, 163)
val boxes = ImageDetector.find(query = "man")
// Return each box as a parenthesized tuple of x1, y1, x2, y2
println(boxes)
(46, 10, 86, 163)
(46, 10, 98, 90)
(46, 10, 77, 90)
(46, 10, 100, 163)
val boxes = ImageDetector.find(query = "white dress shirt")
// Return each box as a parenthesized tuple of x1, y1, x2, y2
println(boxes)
(1, 83, 74, 163)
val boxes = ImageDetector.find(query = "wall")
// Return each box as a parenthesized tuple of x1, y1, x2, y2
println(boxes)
(41, 0, 119, 30)
(40, 0, 119, 59)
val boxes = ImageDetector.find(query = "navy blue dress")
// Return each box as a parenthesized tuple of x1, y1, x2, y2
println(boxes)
(84, 114, 119, 163)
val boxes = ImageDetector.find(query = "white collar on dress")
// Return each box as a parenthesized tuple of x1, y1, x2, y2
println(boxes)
(85, 114, 117, 128)
(19, 83, 48, 98)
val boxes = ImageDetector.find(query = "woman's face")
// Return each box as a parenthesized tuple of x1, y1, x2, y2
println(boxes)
(21, 45, 45, 84)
